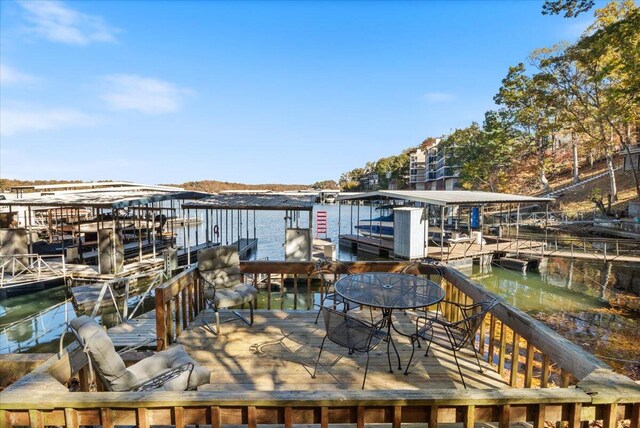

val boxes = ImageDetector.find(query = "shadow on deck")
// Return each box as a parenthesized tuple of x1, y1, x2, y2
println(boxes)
(180, 309, 508, 391)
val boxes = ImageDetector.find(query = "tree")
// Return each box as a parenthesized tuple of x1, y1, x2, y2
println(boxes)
(533, 1, 640, 200)
(542, 0, 596, 17)
(494, 63, 561, 191)
(312, 180, 338, 189)
(442, 113, 515, 192)
(339, 167, 365, 191)
(577, 1, 640, 197)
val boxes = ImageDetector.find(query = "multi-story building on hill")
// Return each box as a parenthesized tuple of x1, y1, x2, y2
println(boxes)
(409, 139, 460, 190)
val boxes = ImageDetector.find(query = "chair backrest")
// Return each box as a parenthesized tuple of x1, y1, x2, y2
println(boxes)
(197, 245, 242, 289)
(458, 299, 500, 347)
(309, 259, 351, 288)
(320, 307, 384, 352)
(69, 315, 138, 391)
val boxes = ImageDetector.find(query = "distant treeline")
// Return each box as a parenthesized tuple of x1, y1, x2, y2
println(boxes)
(0, 179, 84, 192)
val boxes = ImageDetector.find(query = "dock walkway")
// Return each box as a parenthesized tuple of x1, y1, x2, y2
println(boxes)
(106, 312, 157, 348)
(339, 233, 640, 263)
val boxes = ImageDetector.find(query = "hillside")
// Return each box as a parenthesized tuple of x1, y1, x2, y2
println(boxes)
(0, 179, 83, 191)
(174, 180, 311, 193)
(512, 155, 639, 216)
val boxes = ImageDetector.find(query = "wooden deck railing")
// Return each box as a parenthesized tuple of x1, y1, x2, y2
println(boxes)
(154, 261, 609, 389)
(2, 261, 639, 428)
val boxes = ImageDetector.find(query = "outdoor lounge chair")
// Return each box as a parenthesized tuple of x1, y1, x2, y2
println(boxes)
(69, 315, 210, 392)
(408, 298, 500, 388)
(198, 245, 258, 334)
(311, 306, 393, 389)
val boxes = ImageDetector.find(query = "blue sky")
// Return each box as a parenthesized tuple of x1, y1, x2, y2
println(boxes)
(0, 0, 599, 185)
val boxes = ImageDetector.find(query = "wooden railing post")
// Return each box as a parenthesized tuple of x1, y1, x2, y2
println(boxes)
(155, 286, 167, 351)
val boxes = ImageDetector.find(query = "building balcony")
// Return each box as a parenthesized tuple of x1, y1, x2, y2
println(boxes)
(2, 261, 638, 427)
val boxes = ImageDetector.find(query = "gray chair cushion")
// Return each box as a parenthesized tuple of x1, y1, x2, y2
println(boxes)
(70, 316, 137, 389)
(198, 246, 243, 289)
(198, 245, 240, 272)
(127, 345, 211, 391)
(204, 283, 257, 308)
(200, 268, 242, 289)
(70, 316, 211, 392)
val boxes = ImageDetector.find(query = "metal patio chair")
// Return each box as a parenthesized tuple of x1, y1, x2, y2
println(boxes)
(311, 306, 396, 389)
(408, 298, 500, 388)
(198, 245, 258, 335)
(68, 315, 210, 392)
(310, 259, 356, 324)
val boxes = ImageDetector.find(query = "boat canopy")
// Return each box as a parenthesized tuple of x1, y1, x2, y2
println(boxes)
(182, 194, 315, 211)
(337, 190, 553, 207)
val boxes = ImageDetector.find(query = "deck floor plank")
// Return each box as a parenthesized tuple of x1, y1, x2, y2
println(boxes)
(177, 309, 509, 391)
(106, 309, 509, 390)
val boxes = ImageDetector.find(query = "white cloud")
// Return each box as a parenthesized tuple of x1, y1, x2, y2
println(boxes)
(0, 64, 37, 85)
(0, 107, 95, 136)
(423, 92, 456, 103)
(101, 74, 193, 114)
(18, 0, 118, 45)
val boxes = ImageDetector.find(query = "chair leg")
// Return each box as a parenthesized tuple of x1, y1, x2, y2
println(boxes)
(314, 296, 326, 324)
(231, 303, 254, 326)
(404, 335, 417, 375)
(312, 336, 327, 380)
(424, 330, 435, 357)
(389, 336, 402, 371)
(452, 348, 467, 389)
(362, 351, 371, 390)
(386, 335, 393, 373)
(202, 300, 219, 335)
(472, 343, 484, 373)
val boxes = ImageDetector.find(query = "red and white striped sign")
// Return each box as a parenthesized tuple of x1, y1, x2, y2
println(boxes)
(316, 211, 327, 238)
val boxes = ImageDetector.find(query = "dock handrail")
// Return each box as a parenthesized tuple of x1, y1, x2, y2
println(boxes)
(0, 253, 66, 288)
(88, 270, 168, 323)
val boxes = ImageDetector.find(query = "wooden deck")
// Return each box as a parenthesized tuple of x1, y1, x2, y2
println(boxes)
(4, 262, 639, 428)
(173, 309, 508, 391)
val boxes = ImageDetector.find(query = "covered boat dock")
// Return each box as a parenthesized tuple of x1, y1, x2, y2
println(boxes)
(337, 190, 554, 264)
(0, 189, 210, 295)
(182, 193, 317, 261)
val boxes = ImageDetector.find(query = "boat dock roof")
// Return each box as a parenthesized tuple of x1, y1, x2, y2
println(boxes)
(183, 193, 316, 211)
(1, 190, 210, 209)
(9, 181, 184, 194)
(338, 190, 554, 206)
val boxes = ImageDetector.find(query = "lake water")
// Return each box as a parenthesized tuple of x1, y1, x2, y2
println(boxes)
(1, 204, 638, 377)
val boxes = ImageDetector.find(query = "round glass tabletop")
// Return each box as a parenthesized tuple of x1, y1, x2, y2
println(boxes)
(334, 272, 445, 310)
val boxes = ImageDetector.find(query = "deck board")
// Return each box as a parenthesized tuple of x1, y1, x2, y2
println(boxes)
(176, 309, 509, 391)
(105, 309, 510, 390)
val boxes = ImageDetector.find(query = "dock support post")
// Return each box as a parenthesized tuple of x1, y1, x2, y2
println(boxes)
(338, 202, 342, 258)
(152, 202, 157, 261)
(138, 207, 143, 262)
(186, 207, 191, 265)
(440, 206, 445, 260)
(112, 210, 117, 273)
(515, 204, 520, 257)
(544, 202, 549, 256)
(27, 207, 33, 255)
(480, 205, 484, 251)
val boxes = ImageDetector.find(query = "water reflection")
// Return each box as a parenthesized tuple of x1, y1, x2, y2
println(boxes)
(469, 257, 639, 313)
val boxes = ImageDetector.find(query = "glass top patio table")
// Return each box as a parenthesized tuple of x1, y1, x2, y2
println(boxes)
(334, 272, 445, 310)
